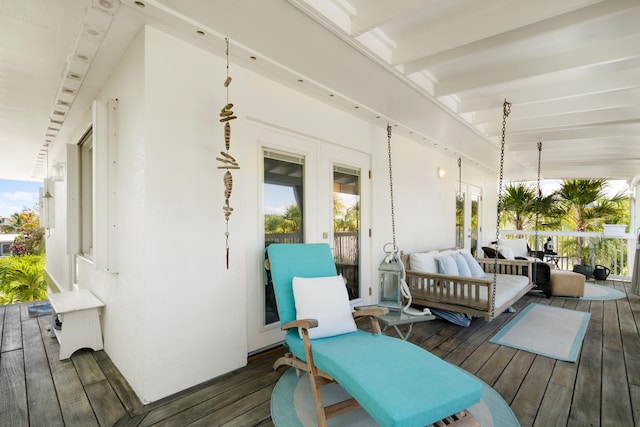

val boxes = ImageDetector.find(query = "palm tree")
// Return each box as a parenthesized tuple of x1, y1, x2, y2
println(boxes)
(499, 183, 541, 230)
(553, 179, 627, 271)
(343, 202, 360, 232)
(282, 204, 301, 232)
(0, 212, 22, 233)
(554, 179, 626, 232)
(500, 182, 562, 231)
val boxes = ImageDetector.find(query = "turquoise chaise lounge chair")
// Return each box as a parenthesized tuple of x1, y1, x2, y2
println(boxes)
(266, 243, 482, 427)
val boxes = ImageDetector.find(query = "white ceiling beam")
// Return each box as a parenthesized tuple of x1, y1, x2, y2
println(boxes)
(435, 34, 640, 96)
(484, 106, 640, 135)
(504, 121, 640, 144)
(350, 0, 427, 36)
(458, 67, 640, 113)
(508, 136, 640, 151)
(402, 0, 639, 73)
(471, 87, 640, 124)
(393, 0, 600, 65)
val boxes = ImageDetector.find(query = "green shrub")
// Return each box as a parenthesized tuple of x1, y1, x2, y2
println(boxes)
(0, 255, 47, 304)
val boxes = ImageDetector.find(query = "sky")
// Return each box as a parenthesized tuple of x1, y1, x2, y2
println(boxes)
(0, 179, 42, 218)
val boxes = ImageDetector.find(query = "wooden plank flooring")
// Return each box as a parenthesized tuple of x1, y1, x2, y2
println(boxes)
(1, 280, 638, 426)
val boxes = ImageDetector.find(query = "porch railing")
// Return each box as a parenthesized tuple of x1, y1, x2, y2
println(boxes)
(500, 229, 635, 280)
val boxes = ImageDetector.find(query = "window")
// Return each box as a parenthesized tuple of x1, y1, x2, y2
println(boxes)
(263, 150, 305, 324)
(79, 129, 94, 257)
(1, 242, 11, 257)
(333, 165, 361, 300)
(456, 189, 465, 249)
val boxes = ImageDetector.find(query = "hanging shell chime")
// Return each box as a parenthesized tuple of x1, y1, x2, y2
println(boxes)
(217, 38, 240, 269)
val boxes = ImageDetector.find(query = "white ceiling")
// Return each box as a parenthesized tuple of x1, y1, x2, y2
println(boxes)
(2, 0, 640, 183)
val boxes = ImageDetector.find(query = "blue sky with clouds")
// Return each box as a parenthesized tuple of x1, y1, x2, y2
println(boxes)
(0, 180, 42, 218)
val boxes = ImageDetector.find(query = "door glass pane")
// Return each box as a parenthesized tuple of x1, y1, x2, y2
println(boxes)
(333, 165, 360, 300)
(470, 193, 480, 257)
(263, 151, 304, 325)
(456, 190, 465, 249)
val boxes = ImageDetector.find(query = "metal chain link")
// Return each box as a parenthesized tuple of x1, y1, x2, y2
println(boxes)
(387, 124, 396, 247)
(492, 100, 511, 318)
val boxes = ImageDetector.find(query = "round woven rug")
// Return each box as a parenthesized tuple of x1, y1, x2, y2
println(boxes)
(271, 367, 519, 426)
(557, 282, 625, 300)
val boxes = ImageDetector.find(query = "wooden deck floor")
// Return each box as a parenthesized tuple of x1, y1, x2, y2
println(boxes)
(1, 280, 639, 426)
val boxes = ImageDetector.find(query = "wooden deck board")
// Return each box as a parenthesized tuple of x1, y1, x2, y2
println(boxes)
(569, 300, 603, 426)
(85, 379, 128, 426)
(93, 349, 143, 414)
(2, 303, 22, 352)
(0, 349, 28, 426)
(475, 345, 518, 386)
(2, 280, 639, 427)
(510, 355, 555, 426)
(22, 317, 64, 426)
(73, 350, 107, 386)
(37, 315, 100, 427)
(601, 295, 634, 426)
(532, 360, 578, 427)
(188, 385, 274, 427)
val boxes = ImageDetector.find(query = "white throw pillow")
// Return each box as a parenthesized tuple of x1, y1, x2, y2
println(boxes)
(409, 251, 439, 273)
(500, 239, 528, 258)
(435, 253, 459, 276)
(292, 275, 357, 339)
(496, 245, 515, 260)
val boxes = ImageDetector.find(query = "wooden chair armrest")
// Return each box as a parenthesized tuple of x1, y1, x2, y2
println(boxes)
(281, 318, 318, 331)
(352, 307, 388, 334)
(353, 307, 389, 318)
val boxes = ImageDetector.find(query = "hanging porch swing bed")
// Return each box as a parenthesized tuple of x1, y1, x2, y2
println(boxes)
(401, 250, 534, 321)
(400, 100, 537, 322)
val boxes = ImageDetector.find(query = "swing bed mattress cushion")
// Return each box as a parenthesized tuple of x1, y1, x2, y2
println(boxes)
(285, 330, 482, 427)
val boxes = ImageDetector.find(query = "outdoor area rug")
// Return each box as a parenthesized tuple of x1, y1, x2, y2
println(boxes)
(556, 282, 626, 301)
(490, 303, 590, 362)
(271, 367, 519, 426)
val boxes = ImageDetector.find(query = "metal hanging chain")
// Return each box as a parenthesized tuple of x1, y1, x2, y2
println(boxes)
(458, 156, 462, 248)
(492, 99, 511, 318)
(387, 124, 396, 248)
(534, 141, 542, 279)
(458, 157, 462, 196)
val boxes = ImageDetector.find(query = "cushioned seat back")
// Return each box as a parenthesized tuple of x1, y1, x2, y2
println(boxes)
(266, 243, 337, 325)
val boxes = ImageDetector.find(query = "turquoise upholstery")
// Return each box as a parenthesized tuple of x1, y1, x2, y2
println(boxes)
(267, 243, 337, 325)
(267, 243, 482, 427)
(285, 331, 482, 426)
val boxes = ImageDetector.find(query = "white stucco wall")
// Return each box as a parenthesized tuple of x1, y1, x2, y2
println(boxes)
(45, 24, 498, 403)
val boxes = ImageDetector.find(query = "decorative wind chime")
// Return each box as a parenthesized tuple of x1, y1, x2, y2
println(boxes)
(217, 38, 240, 269)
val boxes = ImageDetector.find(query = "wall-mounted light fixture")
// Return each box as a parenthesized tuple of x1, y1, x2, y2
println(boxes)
(437, 167, 446, 179)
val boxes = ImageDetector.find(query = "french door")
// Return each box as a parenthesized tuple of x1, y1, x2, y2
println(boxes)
(457, 184, 482, 257)
(247, 129, 371, 353)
